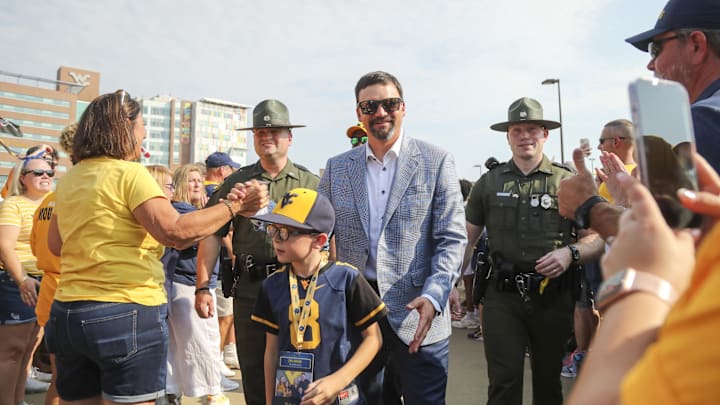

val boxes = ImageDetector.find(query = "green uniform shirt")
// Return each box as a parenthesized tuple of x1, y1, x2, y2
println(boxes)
(465, 156, 575, 269)
(209, 159, 320, 262)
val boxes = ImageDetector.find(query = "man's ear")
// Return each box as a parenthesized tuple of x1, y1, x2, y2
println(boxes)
(689, 31, 710, 64)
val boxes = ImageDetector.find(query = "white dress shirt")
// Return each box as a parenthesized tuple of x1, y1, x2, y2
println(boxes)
(364, 131, 402, 281)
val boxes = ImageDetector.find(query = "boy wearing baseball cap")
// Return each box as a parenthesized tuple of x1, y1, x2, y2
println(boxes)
(250, 188, 386, 405)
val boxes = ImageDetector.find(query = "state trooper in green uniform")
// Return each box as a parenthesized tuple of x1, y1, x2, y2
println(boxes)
(194, 99, 319, 405)
(463, 97, 604, 405)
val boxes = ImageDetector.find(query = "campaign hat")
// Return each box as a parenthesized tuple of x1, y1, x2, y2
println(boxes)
(490, 97, 560, 132)
(236, 99, 306, 131)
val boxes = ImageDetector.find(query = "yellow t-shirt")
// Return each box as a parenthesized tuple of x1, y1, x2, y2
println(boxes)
(621, 223, 720, 404)
(54, 158, 167, 306)
(0, 195, 43, 276)
(598, 163, 637, 203)
(31, 192, 60, 326)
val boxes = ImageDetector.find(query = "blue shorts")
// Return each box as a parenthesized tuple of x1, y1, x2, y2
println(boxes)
(0, 271, 37, 324)
(45, 301, 168, 403)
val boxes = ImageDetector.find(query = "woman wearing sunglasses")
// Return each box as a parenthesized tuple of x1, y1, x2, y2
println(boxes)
(0, 155, 54, 404)
(45, 90, 267, 405)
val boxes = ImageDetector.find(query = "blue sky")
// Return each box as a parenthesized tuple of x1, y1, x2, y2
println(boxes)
(2, 0, 667, 179)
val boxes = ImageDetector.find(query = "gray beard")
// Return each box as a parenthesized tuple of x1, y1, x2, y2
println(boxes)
(370, 122, 395, 141)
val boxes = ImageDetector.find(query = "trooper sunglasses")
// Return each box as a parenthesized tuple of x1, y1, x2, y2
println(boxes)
(357, 98, 403, 115)
(22, 169, 55, 177)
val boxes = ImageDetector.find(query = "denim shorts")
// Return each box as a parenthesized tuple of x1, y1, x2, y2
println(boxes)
(45, 301, 168, 402)
(0, 271, 37, 324)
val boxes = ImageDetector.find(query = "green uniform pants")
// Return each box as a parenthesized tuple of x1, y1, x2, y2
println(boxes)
(482, 283, 573, 405)
(234, 278, 265, 405)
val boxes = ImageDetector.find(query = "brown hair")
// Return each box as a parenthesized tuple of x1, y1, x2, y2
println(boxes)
(73, 89, 141, 162)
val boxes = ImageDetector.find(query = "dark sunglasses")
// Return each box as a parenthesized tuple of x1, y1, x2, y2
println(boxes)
(350, 136, 368, 146)
(266, 224, 317, 241)
(649, 35, 680, 60)
(22, 169, 55, 177)
(598, 137, 627, 146)
(357, 98, 403, 115)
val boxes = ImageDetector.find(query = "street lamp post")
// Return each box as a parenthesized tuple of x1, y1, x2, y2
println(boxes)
(542, 78, 565, 163)
(473, 164, 483, 178)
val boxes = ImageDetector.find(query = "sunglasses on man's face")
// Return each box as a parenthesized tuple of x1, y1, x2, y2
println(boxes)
(357, 98, 403, 115)
(22, 169, 55, 177)
(648, 34, 681, 60)
(350, 136, 368, 146)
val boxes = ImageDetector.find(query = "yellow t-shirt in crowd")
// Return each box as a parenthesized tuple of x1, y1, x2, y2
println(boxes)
(598, 163, 637, 203)
(54, 158, 167, 306)
(0, 195, 43, 276)
(621, 222, 720, 403)
(31, 192, 59, 326)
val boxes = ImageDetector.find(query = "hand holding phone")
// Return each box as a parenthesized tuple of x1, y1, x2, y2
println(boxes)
(629, 77, 701, 228)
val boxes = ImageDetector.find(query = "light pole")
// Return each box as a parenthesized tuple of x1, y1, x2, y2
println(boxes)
(542, 78, 565, 163)
(473, 164, 483, 178)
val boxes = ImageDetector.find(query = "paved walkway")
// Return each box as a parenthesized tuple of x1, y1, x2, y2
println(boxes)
(26, 328, 575, 404)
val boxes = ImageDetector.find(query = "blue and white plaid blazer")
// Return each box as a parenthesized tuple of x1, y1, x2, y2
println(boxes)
(319, 135, 467, 346)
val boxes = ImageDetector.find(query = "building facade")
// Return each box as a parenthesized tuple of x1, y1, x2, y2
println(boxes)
(0, 66, 99, 184)
(0, 66, 251, 186)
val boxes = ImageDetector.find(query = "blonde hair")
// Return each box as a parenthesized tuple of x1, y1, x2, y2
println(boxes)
(6, 161, 24, 197)
(172, 164, 204, 208)
(59, 123, 78, 162)
(145, 164, 172, 190)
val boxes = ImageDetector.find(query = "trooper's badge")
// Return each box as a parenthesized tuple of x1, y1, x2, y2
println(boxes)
(540, 193, 552, 209)
(530, 195, 540, 208)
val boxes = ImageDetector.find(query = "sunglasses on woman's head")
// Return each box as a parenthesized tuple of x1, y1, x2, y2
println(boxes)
(22, 169, 55, 177)
(350, 136, 368, 146)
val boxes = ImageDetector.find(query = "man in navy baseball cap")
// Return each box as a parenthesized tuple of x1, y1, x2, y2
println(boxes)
(205, 151, 241, 169)
(626, 0, 720, 172)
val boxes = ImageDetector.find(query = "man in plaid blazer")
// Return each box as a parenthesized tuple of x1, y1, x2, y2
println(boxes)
(318, 71, 467, 405)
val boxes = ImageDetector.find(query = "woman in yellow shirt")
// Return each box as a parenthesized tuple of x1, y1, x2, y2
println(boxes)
(45, 90, 268, 405)
(0, 156, 53, 404)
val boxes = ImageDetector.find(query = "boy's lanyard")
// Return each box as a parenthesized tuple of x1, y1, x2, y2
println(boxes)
(288, 257, 327, 351)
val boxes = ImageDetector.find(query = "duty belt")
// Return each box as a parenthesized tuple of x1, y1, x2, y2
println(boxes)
(237, 254, 279, 282)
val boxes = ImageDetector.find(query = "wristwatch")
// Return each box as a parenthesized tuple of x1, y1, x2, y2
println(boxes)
(574, 195, 607, 229)
(568, 244, 580, 263)
(596, 268, 678, 311)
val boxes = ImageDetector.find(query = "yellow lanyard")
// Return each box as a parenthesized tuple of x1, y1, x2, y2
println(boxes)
(288, 257, 327, 350)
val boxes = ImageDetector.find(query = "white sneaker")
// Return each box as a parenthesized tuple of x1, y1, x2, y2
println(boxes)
(220, 361, 235, 377)
(201, 394, 230, 405)
(451, 312, 480, 329)
(223, 344, 240, 370)
(32, 367, 53, 383)
(25, 375, 50, 393)
(221, 376, 240, 392)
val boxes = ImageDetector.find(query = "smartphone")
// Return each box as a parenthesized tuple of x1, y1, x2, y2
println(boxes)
(629, 77, 701, 228)
(579, 138, 591, 157)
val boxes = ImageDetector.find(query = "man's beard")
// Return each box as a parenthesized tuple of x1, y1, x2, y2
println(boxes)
(655, 61, 691, 88)
(369, 118, 396, 141)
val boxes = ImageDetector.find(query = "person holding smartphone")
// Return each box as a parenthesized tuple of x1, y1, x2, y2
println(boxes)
(568, 153, 720, 404)
(558, 0, 720, 238)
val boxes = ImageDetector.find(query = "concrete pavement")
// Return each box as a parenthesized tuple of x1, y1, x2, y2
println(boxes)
(25, 328, 575, 404)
